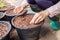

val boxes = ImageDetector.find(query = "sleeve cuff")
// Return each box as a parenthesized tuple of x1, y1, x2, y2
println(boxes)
(47, 1, 60, 17)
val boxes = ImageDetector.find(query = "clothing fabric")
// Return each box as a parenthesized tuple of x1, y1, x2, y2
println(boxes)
(22, 0, 60, 17)
(47, 1, 60, 17)
(35, 0, 54, 10)
(5, 0, 60, 17)
(27, 0, 60, 10)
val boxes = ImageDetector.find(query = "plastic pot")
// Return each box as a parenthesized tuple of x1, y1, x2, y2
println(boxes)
(0, 8, 7, 12)
(0, 15, 14, 30)
(0, 12, 6, 19)
(6, 9, 27, 16)
(0, 15, 14, 21)
(0, 4, 15, 21)
(11, 14, 44, 40)
(1, 9, 27, 21)
(0, 21, 11, 40)
(0, 3, 15, 12)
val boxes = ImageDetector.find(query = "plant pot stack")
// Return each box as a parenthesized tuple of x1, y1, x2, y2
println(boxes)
(0, 2, 44, 40)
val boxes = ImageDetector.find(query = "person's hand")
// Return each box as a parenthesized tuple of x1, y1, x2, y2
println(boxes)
(14, 5, 28, 14)
(30, 10, 49, 24)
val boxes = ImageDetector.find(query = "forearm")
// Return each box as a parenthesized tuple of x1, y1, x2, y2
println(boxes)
(47, 1, 60, 17)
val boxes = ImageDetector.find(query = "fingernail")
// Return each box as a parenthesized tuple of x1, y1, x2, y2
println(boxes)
(30, 21, 34, 24)
(35, 22, 36, 24)
(30, 22, 31, 24)
(35, 20, 38, 24)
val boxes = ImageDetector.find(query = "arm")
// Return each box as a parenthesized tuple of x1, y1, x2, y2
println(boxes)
(30, 1, 60, 24)
(47, 1, 60, 17)
(14, 0, 29, 14)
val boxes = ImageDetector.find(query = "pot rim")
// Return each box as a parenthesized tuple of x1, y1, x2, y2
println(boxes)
(11, 14, 44, 29)
(6, 10, 26, 16)
(0, 12, 6, 19)
(0, 21, 11, 40)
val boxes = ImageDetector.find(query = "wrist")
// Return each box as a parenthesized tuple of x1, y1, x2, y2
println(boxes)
(44, 10, 50, 16)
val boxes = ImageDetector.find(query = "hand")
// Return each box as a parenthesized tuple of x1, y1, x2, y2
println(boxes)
(30, 10, 49, 24)
(14, 5, 27, 14)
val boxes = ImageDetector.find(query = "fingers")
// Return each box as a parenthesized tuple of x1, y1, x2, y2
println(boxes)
(35, 13, 45, 24)
(37, 16, 44, 23)
(13, 5, 28, 14)
(13, 6, 24, 14)
(30, 13, 40, 24)
(30, 11, 47, 24)
(35, 15, 42, 24)
(13, 7, 19, 13)
(17, 7, 24, 13)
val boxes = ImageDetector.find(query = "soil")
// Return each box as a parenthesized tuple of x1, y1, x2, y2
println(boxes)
(6, 9, 14, 15)
(0, 23, 8, 37)
(13, 14, 36, 28)
(6, 7, 23, 15)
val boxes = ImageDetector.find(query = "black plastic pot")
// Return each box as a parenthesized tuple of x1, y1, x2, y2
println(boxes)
(0, 15, 14, 21)
(6, 9, 26, 16)
(0, 12, 6, 19)
(0, 8, 7, 12)
(0, 10, 6, 12)
(0, 11, 14, 21)
(0, 3, 15, 12)
(0, 10, 27, 21)
(12, 14, 44, 40)
(0, 21, 11, 40)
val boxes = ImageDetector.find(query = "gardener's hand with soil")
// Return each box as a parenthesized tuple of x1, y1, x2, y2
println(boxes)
(14, 5, 28, 14)
(30, 10, 49, 24)
(13, 0, 29, 14)
(30, 1, 60, 24)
